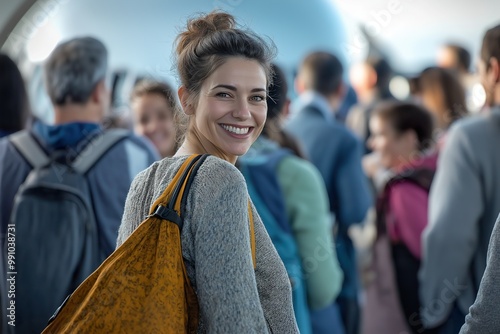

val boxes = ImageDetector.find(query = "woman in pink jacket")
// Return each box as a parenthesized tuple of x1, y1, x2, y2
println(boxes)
(362, 102, 438, 334)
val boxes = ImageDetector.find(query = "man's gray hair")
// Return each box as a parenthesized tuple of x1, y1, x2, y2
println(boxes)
(44, 36, 108, 106)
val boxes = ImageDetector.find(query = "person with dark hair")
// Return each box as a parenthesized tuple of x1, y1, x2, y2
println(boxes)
(420, 23, 500, 334)
(0, 53, 30, 137)
(362, 102, 437, 334)
(437, 43, 471, 75)
(346, 56, 395, 154)
(241, 63, 344, 334)
(130, 79, 178, 157)
(436, 42, 483, 113)
(411, 66, 468, 137)
(286, 51, 372, 334)
(117, 12, 298, 333)
(0, 37, 158, 333)
(263, 64, 306, 158)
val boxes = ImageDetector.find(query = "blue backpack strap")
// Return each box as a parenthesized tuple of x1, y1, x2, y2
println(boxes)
(72, 129, 129, 174)
(9, 130, 50, 169)
(264, 148, 291, 171)
(242, 148, 292, 233)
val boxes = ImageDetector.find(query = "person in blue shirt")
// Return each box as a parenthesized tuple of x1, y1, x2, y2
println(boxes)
(286, 51, 372, 334)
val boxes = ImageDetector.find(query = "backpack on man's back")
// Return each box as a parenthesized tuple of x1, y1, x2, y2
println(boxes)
(2, 129, 127, 334)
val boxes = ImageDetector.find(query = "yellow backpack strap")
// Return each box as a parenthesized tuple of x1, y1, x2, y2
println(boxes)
(148, 155, 209, 228)
(248, 201, 256, 269)
(148, 155, 200, 216)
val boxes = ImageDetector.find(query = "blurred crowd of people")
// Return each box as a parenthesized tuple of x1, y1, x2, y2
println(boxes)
(1, 9, 500, 334)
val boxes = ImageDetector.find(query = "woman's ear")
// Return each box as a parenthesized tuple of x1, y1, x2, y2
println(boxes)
(178, 86, 194, 115)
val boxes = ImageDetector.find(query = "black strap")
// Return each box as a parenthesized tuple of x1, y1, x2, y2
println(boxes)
(167, 155, 203, 211)
(180, 154, 209, 215)
(153, 155, 209, 231)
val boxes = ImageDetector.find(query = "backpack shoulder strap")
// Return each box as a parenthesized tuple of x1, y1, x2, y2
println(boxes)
(9, 130, 50, 169)
(149, 154, 209, 230)
(389, 168, 435, 192)
(72, 129, 129, 174)
(265, 148, 292, 170)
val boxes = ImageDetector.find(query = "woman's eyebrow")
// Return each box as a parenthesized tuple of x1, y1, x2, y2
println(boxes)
(211, 84, 266, 93)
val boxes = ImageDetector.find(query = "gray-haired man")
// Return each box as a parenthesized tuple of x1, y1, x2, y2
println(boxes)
(0, 37, 158, 333)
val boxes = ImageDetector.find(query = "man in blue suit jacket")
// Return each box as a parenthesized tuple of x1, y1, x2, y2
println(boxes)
(286, 51, 372, 334)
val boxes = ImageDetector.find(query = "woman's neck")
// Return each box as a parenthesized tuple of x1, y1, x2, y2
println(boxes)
(175, 129, 236, 164)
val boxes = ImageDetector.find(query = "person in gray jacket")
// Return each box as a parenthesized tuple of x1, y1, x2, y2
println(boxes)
(459, 213, 500, 334)
(419, 22, 500, 333)
(117, 11, 298, 333)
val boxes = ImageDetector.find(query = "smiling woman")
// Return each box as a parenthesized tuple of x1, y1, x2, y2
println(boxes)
(117, 10, 299, 333)
(173, 11, 275, 163)
(178, 57, 268, 163)
(130, 79, 178, 158)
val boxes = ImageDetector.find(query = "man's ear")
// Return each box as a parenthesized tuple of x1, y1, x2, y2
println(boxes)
(489, 57, 500, 83)
(336, 81, 347, 100)
(91, 80, 106, 104)
(281, 98, 291, 119)
(178, 86, 194, 115)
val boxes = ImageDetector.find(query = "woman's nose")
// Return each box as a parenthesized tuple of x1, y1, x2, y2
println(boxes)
(232, 99, 251, 120)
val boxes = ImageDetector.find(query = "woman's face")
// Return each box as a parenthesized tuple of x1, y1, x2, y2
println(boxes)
(132, 93, 176, 157)
(187, 57, 267, 162)
(368, 115, 416, 169)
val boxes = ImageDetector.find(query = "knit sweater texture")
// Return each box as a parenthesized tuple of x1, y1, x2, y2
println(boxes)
(117, 155, 299, 333)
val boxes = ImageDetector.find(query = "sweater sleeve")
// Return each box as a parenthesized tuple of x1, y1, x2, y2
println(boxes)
(420, 126, 483, 327)
(459, 213, 500, 334)
(387, 182, 429, 260)
(187, 158, 271, 333)
(277, 156, 343, 310)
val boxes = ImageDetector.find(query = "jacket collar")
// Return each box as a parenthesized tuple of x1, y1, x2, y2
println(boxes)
(292, 91, 335, 123)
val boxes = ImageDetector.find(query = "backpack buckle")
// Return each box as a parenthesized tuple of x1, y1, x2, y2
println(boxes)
(151, 205, 183, 230)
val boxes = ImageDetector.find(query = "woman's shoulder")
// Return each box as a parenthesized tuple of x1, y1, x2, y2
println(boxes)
(150, 155, 243, 185)
(195, 155, 245, 183)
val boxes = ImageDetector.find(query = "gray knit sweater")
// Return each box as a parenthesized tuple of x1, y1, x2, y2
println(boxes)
(117, 155, 298, 333)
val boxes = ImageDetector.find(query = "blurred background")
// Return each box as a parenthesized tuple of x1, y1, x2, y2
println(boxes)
(1, 0, 499, 123)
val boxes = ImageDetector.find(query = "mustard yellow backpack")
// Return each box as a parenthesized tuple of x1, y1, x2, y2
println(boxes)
(42, 154, 256, 334)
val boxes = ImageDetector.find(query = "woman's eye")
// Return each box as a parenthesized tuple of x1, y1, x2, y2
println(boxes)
(250, 95, 266, 102)
(216, 92, 231, 98)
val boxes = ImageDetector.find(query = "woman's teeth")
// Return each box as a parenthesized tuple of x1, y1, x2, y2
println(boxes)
(221, 125, 250, 135)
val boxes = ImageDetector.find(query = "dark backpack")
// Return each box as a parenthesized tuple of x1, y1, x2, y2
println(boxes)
(4, 129, 127, 334)
(370, 167, 435, 334)
(238, 149, 312, 334)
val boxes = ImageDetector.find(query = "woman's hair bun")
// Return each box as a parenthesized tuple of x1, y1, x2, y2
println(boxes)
(176, 11, 235, 56)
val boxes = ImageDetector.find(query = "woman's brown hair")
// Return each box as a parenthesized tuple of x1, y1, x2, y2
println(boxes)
(174, 11, 276, 144)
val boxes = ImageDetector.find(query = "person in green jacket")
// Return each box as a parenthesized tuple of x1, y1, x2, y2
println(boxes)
(242, 63, 344, 334)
